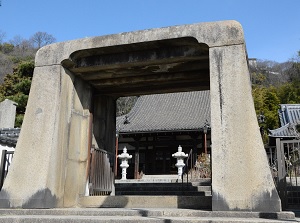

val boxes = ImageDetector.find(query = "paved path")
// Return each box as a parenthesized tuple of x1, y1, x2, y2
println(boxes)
(0, 208, 298, 223)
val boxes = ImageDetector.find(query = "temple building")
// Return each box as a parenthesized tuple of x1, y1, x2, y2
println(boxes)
(0, 99, 19, 189)
(267, 104, 300, 166)
(116, 91, 211, 179)
(268, 104, 300, 144)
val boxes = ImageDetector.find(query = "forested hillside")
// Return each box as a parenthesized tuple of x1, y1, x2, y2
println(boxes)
(0, 31, 55, 82)
(0, 31, 56, 126)
(250, 51, 300, 140)
(0, 29, 299, 131)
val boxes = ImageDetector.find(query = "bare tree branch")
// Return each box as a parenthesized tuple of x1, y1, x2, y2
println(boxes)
(30, 32, 56, 49)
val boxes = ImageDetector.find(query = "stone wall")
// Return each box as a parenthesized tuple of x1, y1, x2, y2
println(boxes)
(0, 99, 17, 128)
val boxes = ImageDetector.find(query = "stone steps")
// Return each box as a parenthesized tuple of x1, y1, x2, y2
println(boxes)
(191, 179, 212, 186)
(115, 178, 212, 196)
(115, 191, 211, 196)
(112, 178, 212, 209)
(141, 174, 179, 180)
(0, 208, 295, 223)
(115, 183, 211, 196)
(79, 195, 212, 209)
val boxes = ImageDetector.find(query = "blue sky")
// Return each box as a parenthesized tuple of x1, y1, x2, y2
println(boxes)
(0, 0, 299, 62)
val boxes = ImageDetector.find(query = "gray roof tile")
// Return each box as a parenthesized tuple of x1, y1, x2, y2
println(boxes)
(269, 104, 300, 138)
(116, 91, 211, 133)
(269, 123, 299, 138)
(0, 128, 20, 147)
(279, 104, 300, 126)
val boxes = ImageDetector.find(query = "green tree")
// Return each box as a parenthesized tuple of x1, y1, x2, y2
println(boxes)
(116, 96, 138, 116)
(0, 61, 34, 127)
(252, 86, 280, 130)
(0, 43, 14, 54)
(0, 32, 56, 82)
(251, 72, 267, 85)
(286, 51, 300, 82)
(251, 50, 300, 144)
(277, 82, 300, 104)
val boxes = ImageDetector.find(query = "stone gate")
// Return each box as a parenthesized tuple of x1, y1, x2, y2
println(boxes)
(0, 20, 281, 211)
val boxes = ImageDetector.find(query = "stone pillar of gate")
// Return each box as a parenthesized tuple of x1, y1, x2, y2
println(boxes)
(0, 65, 92, 208)
(209, 44, 281, 211)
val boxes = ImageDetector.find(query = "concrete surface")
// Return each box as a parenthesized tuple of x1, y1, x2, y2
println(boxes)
(0, 208, 296, 223)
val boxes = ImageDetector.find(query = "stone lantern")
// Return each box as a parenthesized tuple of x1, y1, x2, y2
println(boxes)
(172, 145, 188, 180)
(117, 147, 132, 180)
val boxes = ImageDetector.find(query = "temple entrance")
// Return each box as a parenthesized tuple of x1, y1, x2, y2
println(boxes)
(77, 36, 211, 195)
(116, 93, 211, 180)
(154, 148, 172, 174)
(61, 35, 211, 198)
(116, 138, 209, 178)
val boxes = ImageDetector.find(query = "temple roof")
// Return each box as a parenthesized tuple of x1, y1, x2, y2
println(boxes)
(279, 104, 300, 126)
(268, 123, 299, 138)
(116, 91, 211, 134)
(268, 104, 300, 138)
(0, 128, 20, 147)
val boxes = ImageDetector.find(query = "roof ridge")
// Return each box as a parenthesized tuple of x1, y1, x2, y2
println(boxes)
(117, 91, 211, 133)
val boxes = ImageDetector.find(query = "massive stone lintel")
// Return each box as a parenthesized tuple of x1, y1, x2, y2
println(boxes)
(0, 20, 281, 211)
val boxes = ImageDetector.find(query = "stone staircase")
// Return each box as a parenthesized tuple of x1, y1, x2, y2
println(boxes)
(115, 176, 211, 196)
(0, 175, 296, 222)
(80, 175, 212, 209)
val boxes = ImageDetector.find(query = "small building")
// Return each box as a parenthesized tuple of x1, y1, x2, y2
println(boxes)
(116, 91, 211, 179)
(0, 128, 19, 189)
(268, 104, 300, 209)
(269, 104, 300, 145)
(0, 99, 19, 189)
(0, 128, 20, 151)
(267, 104, 300, 166)
(0, 99, 19, 151)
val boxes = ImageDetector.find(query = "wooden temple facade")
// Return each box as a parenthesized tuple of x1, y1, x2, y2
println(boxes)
(116, 91, 211, 179)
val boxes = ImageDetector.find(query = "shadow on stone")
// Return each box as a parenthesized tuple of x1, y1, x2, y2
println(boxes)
(137, 209, 149, 217)
(22, 188, 57, 209)
(177, 196, 211, 210)
(258, 212, 279, 219)
(0, 189, 10, 208)
(99, 196, 128, 208)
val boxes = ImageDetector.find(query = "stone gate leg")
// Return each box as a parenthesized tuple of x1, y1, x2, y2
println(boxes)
(0, 65, 92, 208)
(210, 44, 281, 212)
